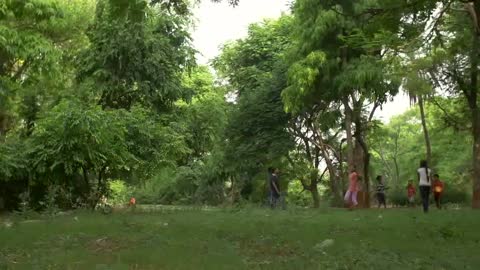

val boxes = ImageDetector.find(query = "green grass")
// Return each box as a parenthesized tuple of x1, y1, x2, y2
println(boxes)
(1, 207, 480, 269)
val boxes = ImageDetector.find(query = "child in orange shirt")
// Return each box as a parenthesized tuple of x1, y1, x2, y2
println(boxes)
(432, 174, 444, 209)
(129, 197, 136, 210)
(406, 180, 416, 207)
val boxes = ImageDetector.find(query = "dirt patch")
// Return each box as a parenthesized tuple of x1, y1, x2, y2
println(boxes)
(0, 249, 30, 265)
(86, 237, 130, 253)
(235, 237, 300, 265)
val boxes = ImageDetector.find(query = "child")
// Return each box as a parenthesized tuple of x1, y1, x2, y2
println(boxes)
(129, 197, 136, 209)
(432, 174, 444, 209)
(406, 180, 416, 207)
(375, 175, 387, 208)
(344, 168, 359, 210)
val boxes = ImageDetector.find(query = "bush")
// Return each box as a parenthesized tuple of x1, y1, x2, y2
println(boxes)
(387, 188, 410, 207)
(194, 181, 226, 205)
(287, 180, 311, 207)
(132, 180, 165, 205)
(441, 186, 469, 204)
(387, 184, 469, 206)
(109, 180, 132, 206)
(131, 168, 177, 205)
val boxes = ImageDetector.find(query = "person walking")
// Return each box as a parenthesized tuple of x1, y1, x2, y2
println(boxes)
(344, 168, 359, 210)
(406, 180, 416, 207)
(269, 167, 281, 209)
(375, 175, 387, 208)
(432, 174, 445, 209)
(417, 160, 431, 213)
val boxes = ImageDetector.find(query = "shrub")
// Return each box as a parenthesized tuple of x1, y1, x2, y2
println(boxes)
(441, 186, 469, 204)
(287, 180, 311, 207)
(109, 180, 132, 206)
(194, 181, 226, 205)
(132, 168, 177, 205)
(387, 187, 410, 207)
(387, 184, 469, 206)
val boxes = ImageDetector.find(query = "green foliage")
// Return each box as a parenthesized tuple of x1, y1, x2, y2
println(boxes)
(370, 98, 471, 188)
(108, 180, 131, 206)
(77, 0, 195, 110)
(283, 0, 401, 112)
(287, 180, 311, 207)
(2, 0, 479, 210)
(177, 67, 228, 160)
(40, 185, 60, 216)
(387, 185, 469, 207)
(120, 106, 191, 181)
(215, 17, 295, 175)
(30, 100, 133, 177)
(0, 137, 27, 179)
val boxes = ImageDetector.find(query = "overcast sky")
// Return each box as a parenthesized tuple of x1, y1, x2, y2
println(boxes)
(191, 0, 410, 121)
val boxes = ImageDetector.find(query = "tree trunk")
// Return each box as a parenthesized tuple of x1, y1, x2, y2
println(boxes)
(393, 157, 400, 184)
(343, 97, 355, 172)
(464, 0, 480, 209)
(354, 137, 370, 208)
(317, 136, 342, 205)
(472, 112, 480, 208)
(82, 166, 95, 209)
(311, 184, 320, 208)
(469, 6, 480, 207)
(418, 95, 432, 165)
(353, 105, 370, 208)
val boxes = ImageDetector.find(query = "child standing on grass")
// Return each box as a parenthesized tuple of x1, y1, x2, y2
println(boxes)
(269, 168, 281, 209)
(406, 180, 416, 207)
(375, 175, 387, 208)
(432, 174, 444, 209)
(344, 168, 359, 210)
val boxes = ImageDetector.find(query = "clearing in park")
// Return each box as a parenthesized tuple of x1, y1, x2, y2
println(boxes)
(1, 207, 479, 269)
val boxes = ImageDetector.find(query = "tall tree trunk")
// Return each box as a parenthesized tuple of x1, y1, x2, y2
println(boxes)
(393, 157, 400, 184)
(462, 0, 480, 209)
(82, 166, 95, 209)
(0, 112, 9, 139)
(469, 4, 480, 207)
(354, 134, 371, 208)
(418, 95, 432, 165)
(317, 136, 341, 205)
(472, 111, 480, 208)
(343, 97, 355, 171)
(311, 184, 320, 208)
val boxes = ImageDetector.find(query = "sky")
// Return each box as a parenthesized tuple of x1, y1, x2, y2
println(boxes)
(191, 0, 411, 122)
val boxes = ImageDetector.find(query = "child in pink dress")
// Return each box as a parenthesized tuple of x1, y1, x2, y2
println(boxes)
(344, 169, 359, 209)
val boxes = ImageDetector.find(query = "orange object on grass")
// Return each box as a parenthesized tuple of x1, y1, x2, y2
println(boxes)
(129, 197, 136, 205)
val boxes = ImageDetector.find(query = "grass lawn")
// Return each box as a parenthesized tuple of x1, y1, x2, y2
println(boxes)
(1, 207, 480, 269)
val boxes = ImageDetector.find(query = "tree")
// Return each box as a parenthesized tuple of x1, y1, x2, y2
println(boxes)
(77, 0, 195, 111)
(369, 98, 471, 193)
(288, 109, 343, 207)
(283, 0, 401, 207)
(0, 0, 95, 138)
(29, 101, 134, 208)
(391, 0, 480, 208)
(214, 17, 296, 203)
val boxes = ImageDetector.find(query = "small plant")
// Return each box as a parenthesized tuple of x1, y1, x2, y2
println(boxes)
(40, 186, 60, 216)
(15, 191, 36, 219)
(95, 194, 113, 215)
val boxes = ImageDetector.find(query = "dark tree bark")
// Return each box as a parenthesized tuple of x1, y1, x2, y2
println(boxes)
(418, 95, 432, 165)
(465, 1, 480, 208)
(343, 97, 355, 172)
